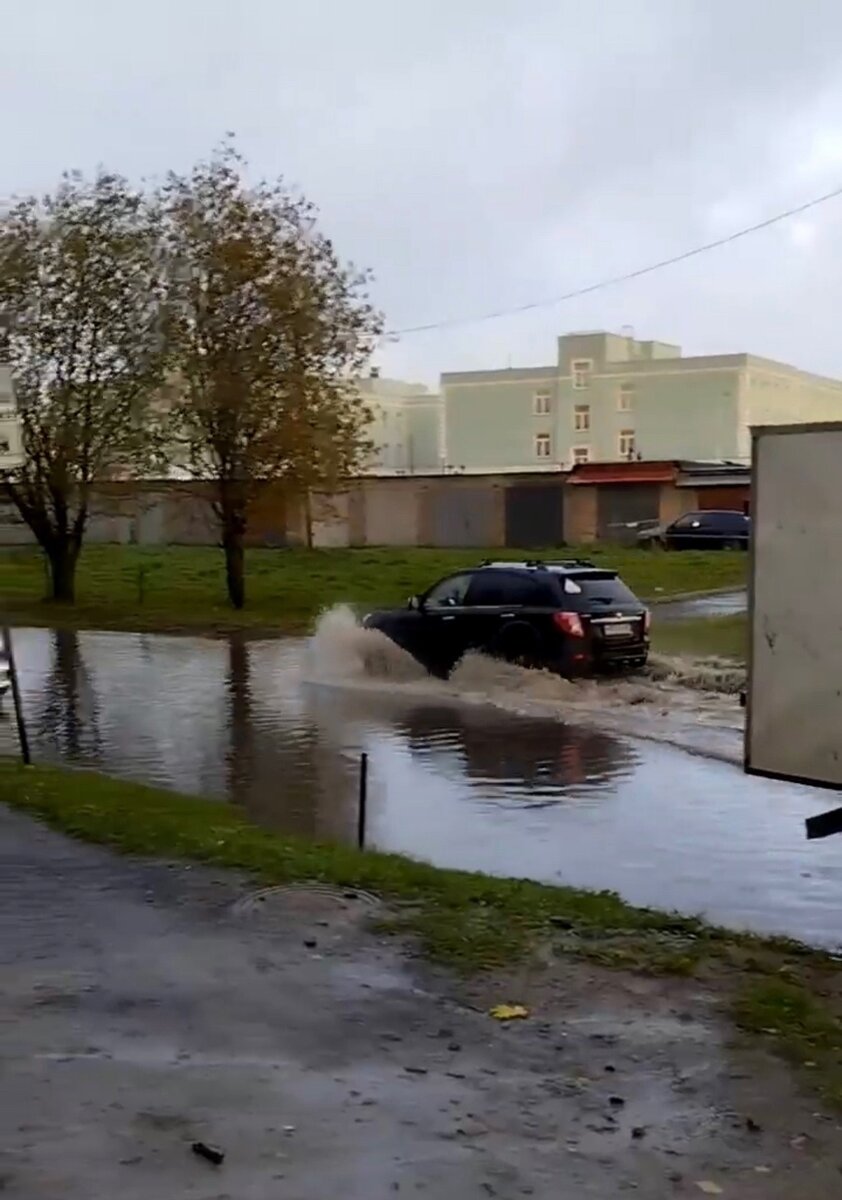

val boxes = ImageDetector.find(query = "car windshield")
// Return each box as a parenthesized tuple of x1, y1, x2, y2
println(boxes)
(564, 573, 638, 606)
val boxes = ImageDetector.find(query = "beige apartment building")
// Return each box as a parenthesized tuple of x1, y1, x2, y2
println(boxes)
(359, 373, 443, 474)
(0, 366, 22, 472)
(440, 331, 842, 472)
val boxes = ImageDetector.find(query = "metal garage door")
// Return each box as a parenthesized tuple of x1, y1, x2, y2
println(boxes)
(696, 486, 750, 514)
(430, 486, 495, 547)
(597, 485, 660, 543)
(504, 485, 565, 548)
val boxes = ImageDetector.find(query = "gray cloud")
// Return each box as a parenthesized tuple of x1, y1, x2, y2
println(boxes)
(4, 0, 842, 384)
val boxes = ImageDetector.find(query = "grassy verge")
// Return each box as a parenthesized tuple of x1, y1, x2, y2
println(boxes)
(0, 545, 747, 635)
(651, 614, 747, 662)
(2, 759, 841, 1105)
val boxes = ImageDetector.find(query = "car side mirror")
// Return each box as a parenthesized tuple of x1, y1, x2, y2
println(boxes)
(408, 595, 421, 610)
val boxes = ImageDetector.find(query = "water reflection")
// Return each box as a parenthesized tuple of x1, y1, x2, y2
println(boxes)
(36, 630, 103, 761)
(393, 705, 636, 801)
(7, 626, 842, 946)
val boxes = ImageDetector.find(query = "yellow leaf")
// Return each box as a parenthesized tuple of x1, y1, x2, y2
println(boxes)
(489, 1004, 529, 1021)
(695, 1184, 723, 1196)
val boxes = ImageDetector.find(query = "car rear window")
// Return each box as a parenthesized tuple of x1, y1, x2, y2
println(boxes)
(562, 573, 639, 607)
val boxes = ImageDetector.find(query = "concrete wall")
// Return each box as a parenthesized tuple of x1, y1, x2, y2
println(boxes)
(0, 472, 743, 551)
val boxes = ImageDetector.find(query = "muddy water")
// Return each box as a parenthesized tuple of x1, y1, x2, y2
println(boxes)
(4, 609, 840, 947)
(655, 588, 746, 621)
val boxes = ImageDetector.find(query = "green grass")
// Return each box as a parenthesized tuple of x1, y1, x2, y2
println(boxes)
(0, 545, 747, 635)
(3, 759, 842, 1106)
(651, 614, 747, 662)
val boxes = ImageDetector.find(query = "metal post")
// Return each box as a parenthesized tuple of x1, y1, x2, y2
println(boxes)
(2, 626, 30, 765)
(357, 752, 368, 849)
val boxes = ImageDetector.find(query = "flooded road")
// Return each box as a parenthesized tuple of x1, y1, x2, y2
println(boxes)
(655, 588, 746, 621)
(4, 610, 839, 948)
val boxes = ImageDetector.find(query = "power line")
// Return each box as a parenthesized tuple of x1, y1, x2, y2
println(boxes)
(389, 183, 842, 337)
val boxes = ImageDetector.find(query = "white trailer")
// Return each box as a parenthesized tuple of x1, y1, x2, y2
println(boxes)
(746, 421, 842, 803)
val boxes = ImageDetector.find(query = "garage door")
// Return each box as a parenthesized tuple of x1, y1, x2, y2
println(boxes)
(429, 486, 495, 547)
(696, 486, 750, 513)
(504, 485, 565, 547)
(597, 485, 660, 543)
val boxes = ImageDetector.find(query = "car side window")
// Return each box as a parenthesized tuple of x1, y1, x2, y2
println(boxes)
(673, 513, 703, 530)
(424, 573, 473, 608)
(466, 572, 556, 607)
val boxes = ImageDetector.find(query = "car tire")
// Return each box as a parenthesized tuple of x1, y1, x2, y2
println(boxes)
(487, 623, 540, 668)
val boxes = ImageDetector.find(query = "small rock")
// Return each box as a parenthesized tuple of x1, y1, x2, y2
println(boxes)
(549, 916, 574, 929)
(303, 939, 318, 949)
(609, 1096, 625, 1108)
(404, 1066, 428, 1075)
(445, 1071, 466, 1080)
(447, 1042, 461, 1053)
(605, 1064, 616, 1073)
(631, 1126, 647, 1140)
(343, 891, 358, 900)
(746, 1116, 762, 1134)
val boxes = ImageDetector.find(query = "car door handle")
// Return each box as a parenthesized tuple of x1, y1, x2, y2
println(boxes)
(441, 615, 456, 622)
(500, 613, 515, 618)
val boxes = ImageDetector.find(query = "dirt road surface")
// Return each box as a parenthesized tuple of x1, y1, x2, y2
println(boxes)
(1, 803, 841, 1198)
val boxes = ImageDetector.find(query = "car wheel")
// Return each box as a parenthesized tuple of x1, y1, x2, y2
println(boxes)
(487, 623, 539, 668)
(723, 539, 741, 550)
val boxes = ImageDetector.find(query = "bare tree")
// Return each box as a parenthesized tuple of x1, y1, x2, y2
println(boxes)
(0, 173, 169, 601)
(161, 140, 382, 609)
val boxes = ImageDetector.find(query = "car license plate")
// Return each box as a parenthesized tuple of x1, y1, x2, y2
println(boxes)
(604, 622, 633, 638)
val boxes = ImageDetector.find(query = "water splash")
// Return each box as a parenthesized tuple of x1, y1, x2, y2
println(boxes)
(305, 605, 428, 683)
(303, 607, 743, 762)
(646, 652, 745, 695)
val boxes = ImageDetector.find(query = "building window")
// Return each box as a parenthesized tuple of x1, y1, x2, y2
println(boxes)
(573, 404, 590, 432)
(618, 382, 634, 411)
(0, 438, 9, 454)
(534, 433, 551, 459)
(571, 359, 593, 389)
(533, 389, 551, 415)
(618, 429, 635, 458)
(572, 446, 590, 465)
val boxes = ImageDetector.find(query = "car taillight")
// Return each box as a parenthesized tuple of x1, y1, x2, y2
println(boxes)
(553, 611, 585, 638)
(643, 609, 651, 634)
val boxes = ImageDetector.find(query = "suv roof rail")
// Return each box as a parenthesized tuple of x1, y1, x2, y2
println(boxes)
(477, 557, 603, 571)
(525, 557, 598, 570)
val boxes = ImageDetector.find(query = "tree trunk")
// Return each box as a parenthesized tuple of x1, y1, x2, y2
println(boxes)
(223, 527, 246, 610)
(47, 542, 79, 604)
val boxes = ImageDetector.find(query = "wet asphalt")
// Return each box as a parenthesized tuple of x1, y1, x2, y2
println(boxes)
(2, 802, 842, 1198)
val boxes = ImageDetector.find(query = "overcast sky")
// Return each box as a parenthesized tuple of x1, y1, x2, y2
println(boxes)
(5, 0, 842, 386)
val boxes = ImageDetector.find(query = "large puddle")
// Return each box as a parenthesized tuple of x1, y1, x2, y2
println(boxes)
(4, 605, 839, 948)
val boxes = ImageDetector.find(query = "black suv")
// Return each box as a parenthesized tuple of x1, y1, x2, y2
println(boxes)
(362, 559, 649, 678)
(662, 510, 750, 550)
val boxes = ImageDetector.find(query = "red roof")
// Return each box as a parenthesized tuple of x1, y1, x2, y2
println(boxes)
(568, 460, 677, 485)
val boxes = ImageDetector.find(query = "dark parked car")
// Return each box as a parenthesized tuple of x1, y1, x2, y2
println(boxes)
(662, 510, 750, 551)
(362, 559, 649, 679)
